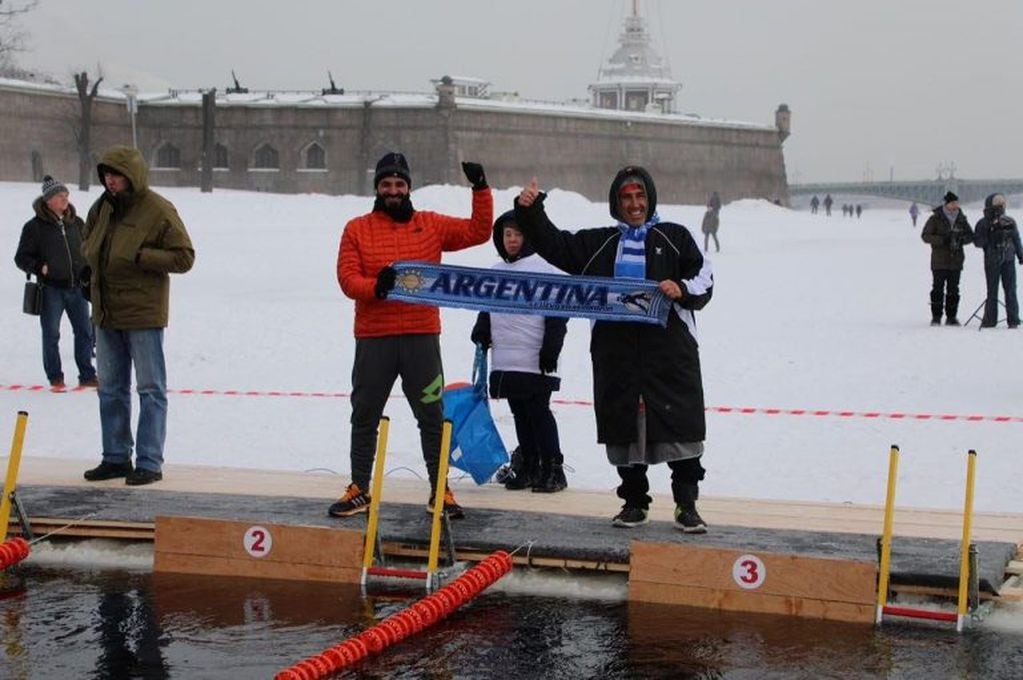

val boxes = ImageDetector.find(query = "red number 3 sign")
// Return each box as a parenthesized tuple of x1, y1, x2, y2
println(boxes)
(732, 554, 766, 590)
(244, 525, 273, 558)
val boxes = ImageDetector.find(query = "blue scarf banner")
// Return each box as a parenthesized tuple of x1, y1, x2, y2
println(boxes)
(388, 261, 671, 326)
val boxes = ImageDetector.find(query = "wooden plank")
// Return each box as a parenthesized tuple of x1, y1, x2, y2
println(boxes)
(630, 581, 875, 624)
(630, 541, 877, 605)
(153, 516, 363, 583)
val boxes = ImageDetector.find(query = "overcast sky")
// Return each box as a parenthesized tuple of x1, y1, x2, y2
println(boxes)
(14, 0, 1023, 183)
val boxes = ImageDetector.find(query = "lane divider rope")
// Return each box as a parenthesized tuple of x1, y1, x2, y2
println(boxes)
(1, 384, 1018, 423)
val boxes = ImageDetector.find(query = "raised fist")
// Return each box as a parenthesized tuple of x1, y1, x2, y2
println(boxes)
(461, 162, 487, 190)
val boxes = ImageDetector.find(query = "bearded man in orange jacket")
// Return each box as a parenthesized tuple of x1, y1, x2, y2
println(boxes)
(330, 152, 493, 519)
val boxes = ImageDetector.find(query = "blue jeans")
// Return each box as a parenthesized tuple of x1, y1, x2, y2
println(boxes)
(40, 285, 96, 383)
(96, 328, 167, 473)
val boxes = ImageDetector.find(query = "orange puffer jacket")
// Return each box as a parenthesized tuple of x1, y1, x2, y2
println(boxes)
(338, 189, 493, 338)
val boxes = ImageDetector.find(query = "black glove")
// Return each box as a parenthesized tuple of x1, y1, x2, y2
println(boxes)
(470, 328, 491, 349)
(461, 162, 487, 190)
(374, 266, 397, 299)
(539, 348, 558, 374)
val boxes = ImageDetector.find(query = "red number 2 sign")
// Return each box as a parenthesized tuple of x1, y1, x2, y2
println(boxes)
(244, 525, 273, 558)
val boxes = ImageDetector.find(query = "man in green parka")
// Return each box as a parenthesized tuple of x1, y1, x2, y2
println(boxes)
(81, 145, 195, 485)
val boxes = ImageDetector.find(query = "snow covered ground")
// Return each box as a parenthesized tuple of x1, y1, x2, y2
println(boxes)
(2, 180, 1019, 513)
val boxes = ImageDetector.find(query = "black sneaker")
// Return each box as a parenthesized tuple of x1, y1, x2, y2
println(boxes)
(125, 469, 163, 486)
(84, 461, 132, 481)
(930, 320, 941, 327)
(945, 318, 960, 326)
(612, 506, 648, 528)
(674, 504, 708, 534)
(328, 483, 370, 517)
(427, 488, 465, 520)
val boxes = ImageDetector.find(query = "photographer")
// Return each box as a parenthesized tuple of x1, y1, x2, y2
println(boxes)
(973, 193, 1022, 328)
(921, 191, 973, 326)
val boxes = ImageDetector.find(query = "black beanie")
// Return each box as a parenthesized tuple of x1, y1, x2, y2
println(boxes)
(374, 152, 412, 189)
(943, 191, 959, 204)
(40, 175, 69, 201)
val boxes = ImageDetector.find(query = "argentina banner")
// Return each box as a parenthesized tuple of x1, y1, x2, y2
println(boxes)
(387, 261, 671, 326)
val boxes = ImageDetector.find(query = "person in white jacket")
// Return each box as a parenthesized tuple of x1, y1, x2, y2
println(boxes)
(471, 211, 569, 492)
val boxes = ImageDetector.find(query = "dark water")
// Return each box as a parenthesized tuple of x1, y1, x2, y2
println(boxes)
(2, 563, 1023, 679)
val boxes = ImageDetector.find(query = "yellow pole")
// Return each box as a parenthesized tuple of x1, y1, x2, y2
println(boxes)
(956, 450, 977, 632)
(1, 412, 29, 539)
(426, 419, 454, 587)
(361, 417, 391, 579)
(875, 444, 900, 624)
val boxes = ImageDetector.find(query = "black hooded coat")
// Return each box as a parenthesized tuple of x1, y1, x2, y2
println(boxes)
(512, 167, 713, 445)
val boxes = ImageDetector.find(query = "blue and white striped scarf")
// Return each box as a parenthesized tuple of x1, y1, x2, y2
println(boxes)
(614, 214, 660, 279)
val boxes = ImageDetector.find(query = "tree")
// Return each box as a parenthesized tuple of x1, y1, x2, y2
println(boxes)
(74, 70, 103, 190)
(0, 0, 38, 76)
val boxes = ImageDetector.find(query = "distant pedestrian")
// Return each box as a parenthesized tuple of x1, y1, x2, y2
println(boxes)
(921, 191, 973, 326)
(810, 195, 820, 214)
(707, 190, 721, 215)
(855, 204, 862, 218)
(973, 193, 1022, 328)
(701, 208, 720, 252)
(909, 202, 920, 227)
(823, 194, 833, 216)
(14, 175, 97, 390)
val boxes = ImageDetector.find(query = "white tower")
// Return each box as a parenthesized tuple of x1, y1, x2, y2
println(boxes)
(589, 0, 681, 114)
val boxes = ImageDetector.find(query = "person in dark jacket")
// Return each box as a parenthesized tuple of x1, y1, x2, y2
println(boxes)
(921, 191, 973, 326)
(514, 166, 713, 533)
(81, 146, 195, 486)
(471, 211, 569, 492)
(14, 175, 97, 389)
(973, 193, 1022, 328)
(701, 208, 720, 252)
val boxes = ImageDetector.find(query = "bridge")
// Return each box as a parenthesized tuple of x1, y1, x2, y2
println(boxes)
(789, 179, 1023, 206)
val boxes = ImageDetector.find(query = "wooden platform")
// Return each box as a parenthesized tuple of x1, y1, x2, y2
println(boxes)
(6, 457, 1023, 620)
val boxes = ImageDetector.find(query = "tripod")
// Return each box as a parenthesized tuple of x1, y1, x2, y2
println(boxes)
(964, 297, 1007, 330)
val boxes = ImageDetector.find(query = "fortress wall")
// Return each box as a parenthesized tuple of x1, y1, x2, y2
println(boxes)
(1, 83, 789, 205)
(0, 86, 129, 186)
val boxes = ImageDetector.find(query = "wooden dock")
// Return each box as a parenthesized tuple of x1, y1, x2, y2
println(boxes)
(6, 457, 1023, 623)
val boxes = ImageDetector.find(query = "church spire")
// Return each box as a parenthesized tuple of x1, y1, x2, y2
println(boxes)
(589, 0, 681, 114)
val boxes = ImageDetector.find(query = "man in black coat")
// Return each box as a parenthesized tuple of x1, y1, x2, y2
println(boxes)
(14, 175, 97, 389)
(973, 193, 1022, 328)
(514, 166, 713, 532)
(921, 191, 973, 326)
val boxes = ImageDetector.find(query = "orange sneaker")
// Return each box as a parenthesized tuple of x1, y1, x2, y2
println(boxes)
(426, 487, 464, 520)
(327, 483, 370, 517)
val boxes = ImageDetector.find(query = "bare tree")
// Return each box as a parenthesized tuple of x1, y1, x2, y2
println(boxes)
(74, 70, 103, 190)
(0, 0, 38, 76)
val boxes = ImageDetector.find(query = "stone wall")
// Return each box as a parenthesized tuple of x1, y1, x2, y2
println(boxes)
(0, 82, 789, 205)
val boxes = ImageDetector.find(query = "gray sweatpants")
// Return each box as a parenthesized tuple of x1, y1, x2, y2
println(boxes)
(349, 334, 445, 491)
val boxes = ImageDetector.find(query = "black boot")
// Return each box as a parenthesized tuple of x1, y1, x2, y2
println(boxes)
(674, 484, 707, 534)
(945, 294, 960, 326)
(532, 461, 567, 493)
(504, 449, 537, 490)
(929, 290, 943, 326)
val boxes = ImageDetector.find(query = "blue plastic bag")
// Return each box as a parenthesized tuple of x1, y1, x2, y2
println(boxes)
(443, 346, 508, 485)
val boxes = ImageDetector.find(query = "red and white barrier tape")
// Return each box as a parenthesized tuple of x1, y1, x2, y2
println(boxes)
(2, 383, 1019, 424)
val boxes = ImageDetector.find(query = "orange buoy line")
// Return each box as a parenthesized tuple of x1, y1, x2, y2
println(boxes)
(0, 537, 30, 570)
(275, 550, 513, 680)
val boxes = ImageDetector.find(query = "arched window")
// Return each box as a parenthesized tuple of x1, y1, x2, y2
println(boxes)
(155, 142, 181, 169)
(303, 142, 326, 170)
(213, 143, 229, 169)
(252, 143, 279, 169)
